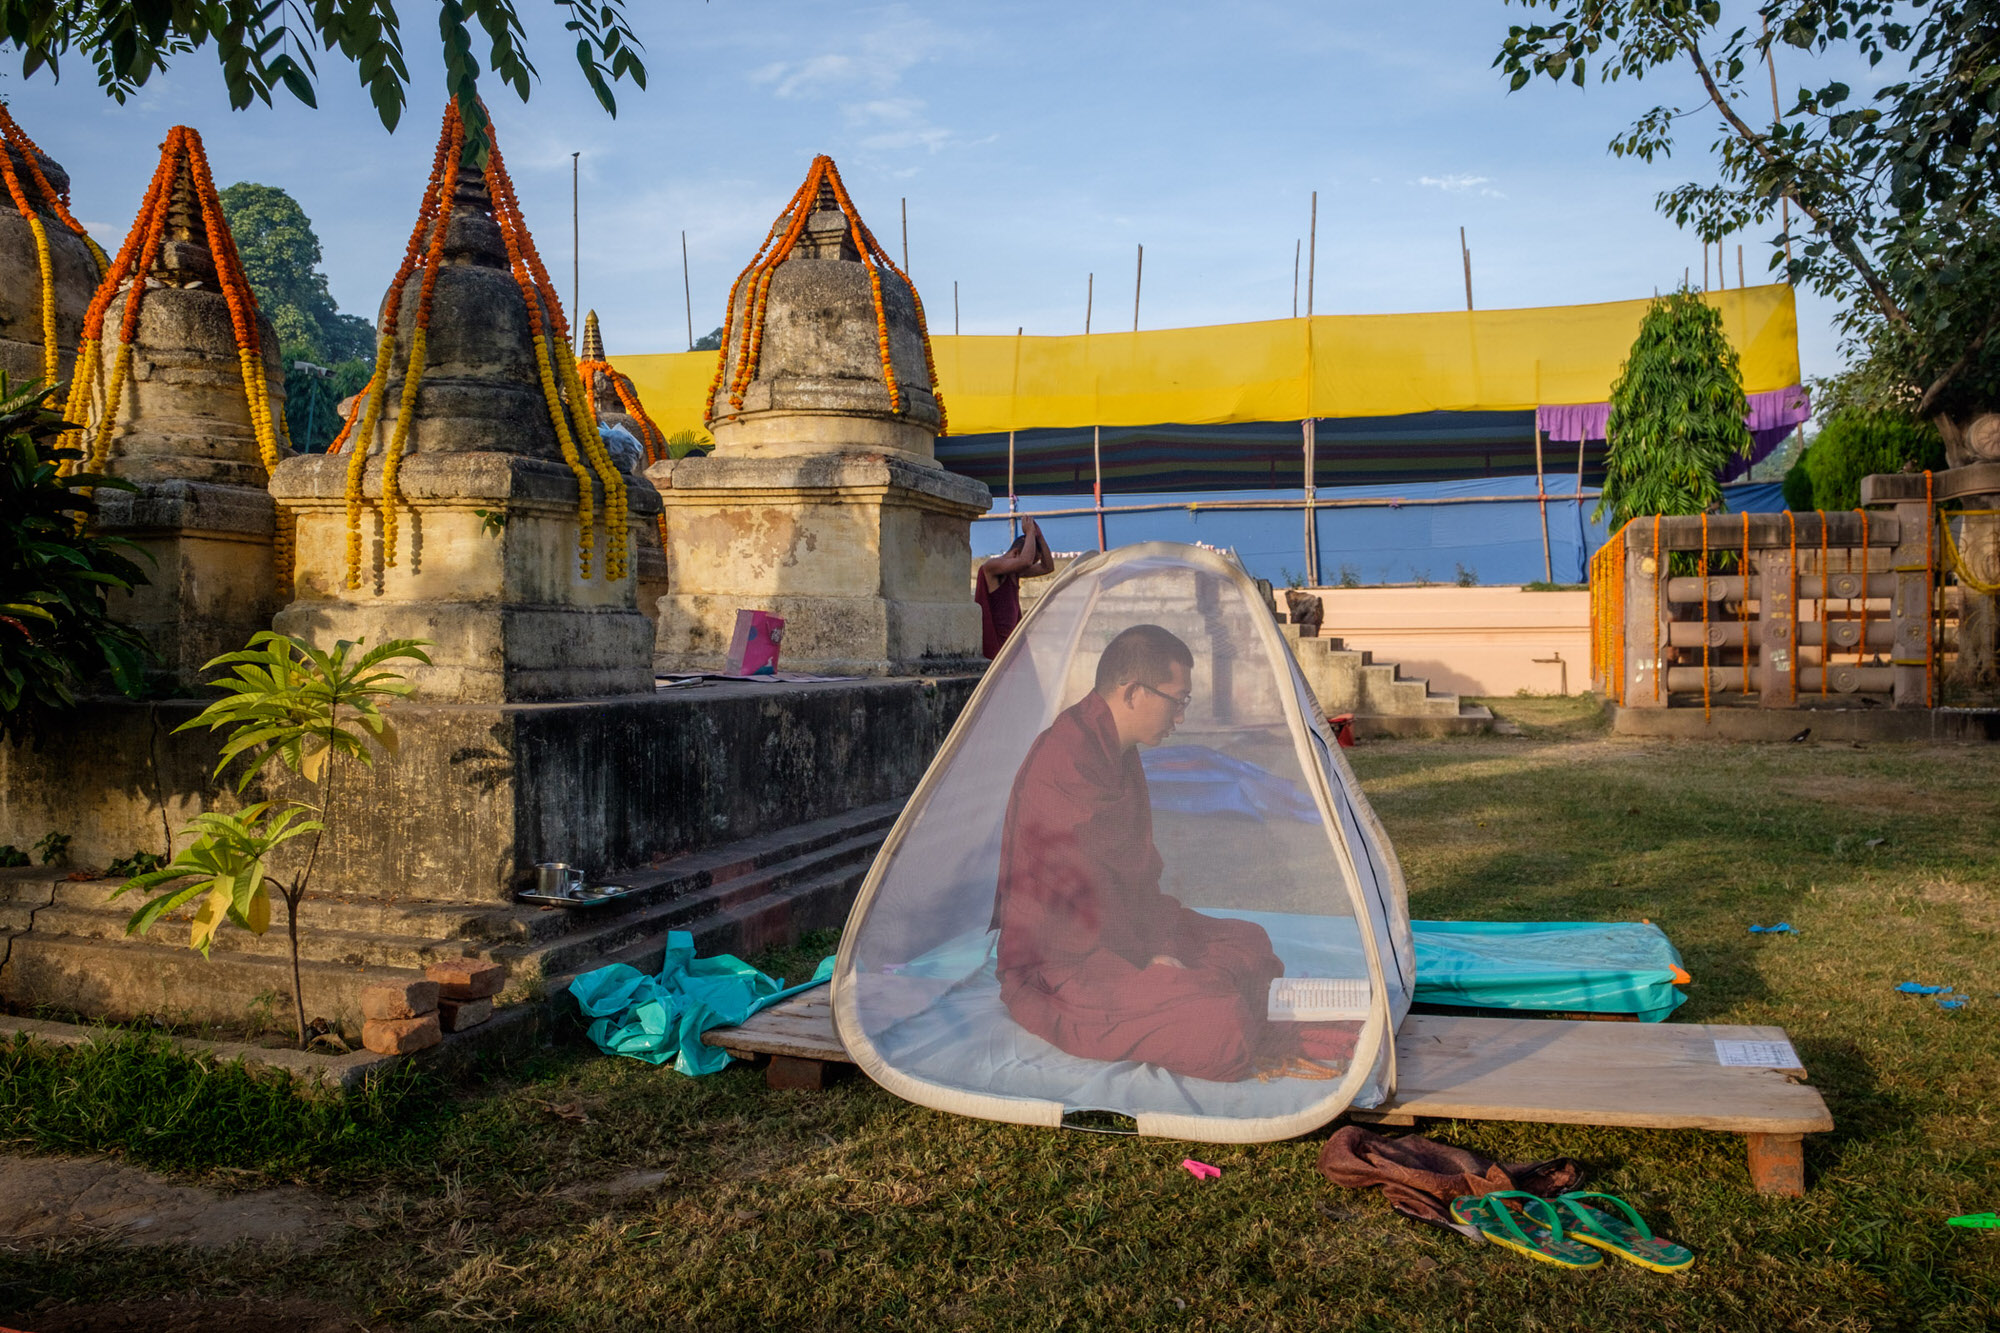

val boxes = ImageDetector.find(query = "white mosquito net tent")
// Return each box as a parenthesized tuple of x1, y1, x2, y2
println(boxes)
(833, 542, 1414, 1143)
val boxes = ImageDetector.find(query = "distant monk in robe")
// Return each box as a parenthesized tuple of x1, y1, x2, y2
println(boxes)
(993, 624, 1356, 1082)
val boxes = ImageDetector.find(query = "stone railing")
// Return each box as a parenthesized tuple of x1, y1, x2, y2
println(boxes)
(1588, 498, 1954, 712)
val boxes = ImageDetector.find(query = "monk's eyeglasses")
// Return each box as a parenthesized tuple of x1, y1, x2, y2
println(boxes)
(1137, 683, 1192, 714)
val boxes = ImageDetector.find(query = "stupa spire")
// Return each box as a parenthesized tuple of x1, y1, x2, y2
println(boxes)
(581, 309, 605, 363)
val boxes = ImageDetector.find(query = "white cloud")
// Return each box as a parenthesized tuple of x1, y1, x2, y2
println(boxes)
(1414, 173, 1506, 199)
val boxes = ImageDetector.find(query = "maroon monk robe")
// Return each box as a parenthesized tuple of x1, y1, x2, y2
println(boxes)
(975, 568, 1022, 658)
(993, 692, 1355, 1082)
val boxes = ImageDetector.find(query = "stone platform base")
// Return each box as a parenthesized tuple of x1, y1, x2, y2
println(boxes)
(0, 676, 976, 906)
(1609, 703, 2000, 742)
(0, 797, 899, 1043)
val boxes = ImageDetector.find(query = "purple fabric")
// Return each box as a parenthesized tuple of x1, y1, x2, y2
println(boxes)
(1536, 386, 1809, 481)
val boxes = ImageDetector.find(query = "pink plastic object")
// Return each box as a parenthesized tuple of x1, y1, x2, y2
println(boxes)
(1182, 1158, 1221, 1180)
(726, 610, 785, 676)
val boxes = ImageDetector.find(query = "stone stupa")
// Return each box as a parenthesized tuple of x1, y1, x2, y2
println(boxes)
(578, 310, 672, 625)
(268, 115, 661, 703)
(652, 157, 990, 675)
(78, 130, 291, 687)
(0, 112, 101, 390)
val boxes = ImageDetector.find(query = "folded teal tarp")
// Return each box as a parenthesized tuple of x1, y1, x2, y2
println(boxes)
(570, 930, 835, 1074)
(1412, 919, 1688, 1022)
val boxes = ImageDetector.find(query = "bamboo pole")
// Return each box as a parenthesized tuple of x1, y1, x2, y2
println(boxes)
(1307, 192, 1317, 317)
(1133, 244, 1143, 332)
(1738, 243, 1746, 287)
(1460, 227, 1473, 310)
(1764, 19, 1795, 267)
(1303, 418, 1319, 585)
(1292, 239, 1300, 318)
(901, 197, 908, 273)
(1085, 273, 1093, 334)
(953, 280, 959, 335)
(1535, 419, 1553, 582)
(570, 152, 579, 353)
(681, 229, 693, 351)
(1093, 424, 1106, 551)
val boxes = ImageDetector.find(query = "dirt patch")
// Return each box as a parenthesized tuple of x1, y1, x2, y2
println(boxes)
(1769, 773, 1974, 817)
(1921, 876, 2000, 930)
(0, 1155, 341, 1252)
(6, 1295, 387, 1333)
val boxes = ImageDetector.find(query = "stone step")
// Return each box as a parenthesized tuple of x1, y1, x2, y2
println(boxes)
(0, 927, 432, 1032)
(496, 811, 895, 949)
(504, 834, 881, 982)
(0, 799, 902, 1035)
(541, 857, 868, 992)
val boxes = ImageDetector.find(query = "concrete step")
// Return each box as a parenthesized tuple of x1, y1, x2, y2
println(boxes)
(1293, 633, 1482, 726)
(506, 833, 882, 981)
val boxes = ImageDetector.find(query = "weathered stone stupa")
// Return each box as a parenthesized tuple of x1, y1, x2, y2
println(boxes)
(268, 108, 660, 702)
(577, 310, 672, 626)
(652, 156, 990, 675)
(0, 107, 106, 390)
(64, 127, 290, 687)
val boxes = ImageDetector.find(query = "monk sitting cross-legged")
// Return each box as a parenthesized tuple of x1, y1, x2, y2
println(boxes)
(992, 624, 1358, 1083)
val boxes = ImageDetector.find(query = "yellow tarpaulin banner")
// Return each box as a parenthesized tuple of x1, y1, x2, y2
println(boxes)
(621, 284, 1800, 437)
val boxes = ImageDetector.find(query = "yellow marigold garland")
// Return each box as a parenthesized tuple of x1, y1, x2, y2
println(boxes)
(706, 155, 947, 433)
(57, 128, 290, 585)
(331, 103, 624, 582)
(482, 122, 625, 578)
(582, 358, 672, 551)
(0, 104, 110, 391)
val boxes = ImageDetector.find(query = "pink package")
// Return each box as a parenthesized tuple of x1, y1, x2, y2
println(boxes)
(726, 610, 785, 676)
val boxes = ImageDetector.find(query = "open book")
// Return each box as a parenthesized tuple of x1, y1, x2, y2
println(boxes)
(1267, 977, 1371, 1023)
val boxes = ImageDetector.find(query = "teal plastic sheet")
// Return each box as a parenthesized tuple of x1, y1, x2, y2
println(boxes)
(1412, 920, 1688, 1022)
(570, 930, 836, 1074)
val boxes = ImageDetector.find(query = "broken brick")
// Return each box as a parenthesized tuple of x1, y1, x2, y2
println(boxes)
(362, 1012, 442, 1055)
(359, 979, 439, 1021)
(426, 957, 505, 1000)
(438, 997, 494, 1032)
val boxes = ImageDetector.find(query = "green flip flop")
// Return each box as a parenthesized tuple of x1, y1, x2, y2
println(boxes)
(1449, 1190, 1604, 1269)
(1554, 1192, 1696, 1273)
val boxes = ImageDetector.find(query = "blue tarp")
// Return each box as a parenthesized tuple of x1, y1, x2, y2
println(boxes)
(570, 930, 835, 1074)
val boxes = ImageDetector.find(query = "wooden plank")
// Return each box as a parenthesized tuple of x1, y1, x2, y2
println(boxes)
(1362, 1015, 1832, 1134)
(703, 992, 846, 1063)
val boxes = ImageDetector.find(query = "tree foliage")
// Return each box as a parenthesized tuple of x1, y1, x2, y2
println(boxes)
(1597, 288, 1753, 528)
(218, 182, 373, 450)
(1787, 407, 1945, 509)
(0, 0, 648, 159)
(218, 182, 374, 363)
(0, 379, 152, 716)
(1496, 2, 2000, 422)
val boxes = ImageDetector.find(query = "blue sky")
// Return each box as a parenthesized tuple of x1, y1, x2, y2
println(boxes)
(4, 1, 1853, 379)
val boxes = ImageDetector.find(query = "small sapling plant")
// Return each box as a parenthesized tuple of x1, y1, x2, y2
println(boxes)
(113, 631, 429, 1048)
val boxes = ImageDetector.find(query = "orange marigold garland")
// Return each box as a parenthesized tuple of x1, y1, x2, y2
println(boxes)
(706, 155, 947, 434)
(330, 111, 456, 588)
(580, 356, 672, 550)
(333, 104, 626, 583)
(56, 127, 288, 584)
(482, 127, 626, 578)
(0, 104, 109, 389)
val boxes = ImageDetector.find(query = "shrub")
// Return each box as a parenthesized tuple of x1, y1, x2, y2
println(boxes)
(1794, 410, 1945, 511)
(1596, 288, 1752, 529)
(0, 379, 153, 715)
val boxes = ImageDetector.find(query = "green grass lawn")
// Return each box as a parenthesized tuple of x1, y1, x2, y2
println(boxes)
(4, 717, 1998, 1331)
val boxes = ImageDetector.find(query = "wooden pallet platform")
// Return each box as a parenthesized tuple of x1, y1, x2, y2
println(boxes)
(703, 995, 1833, 1194)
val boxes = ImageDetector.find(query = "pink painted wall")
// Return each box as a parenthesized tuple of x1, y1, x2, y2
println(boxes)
(1295, 586, 1590, 697)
